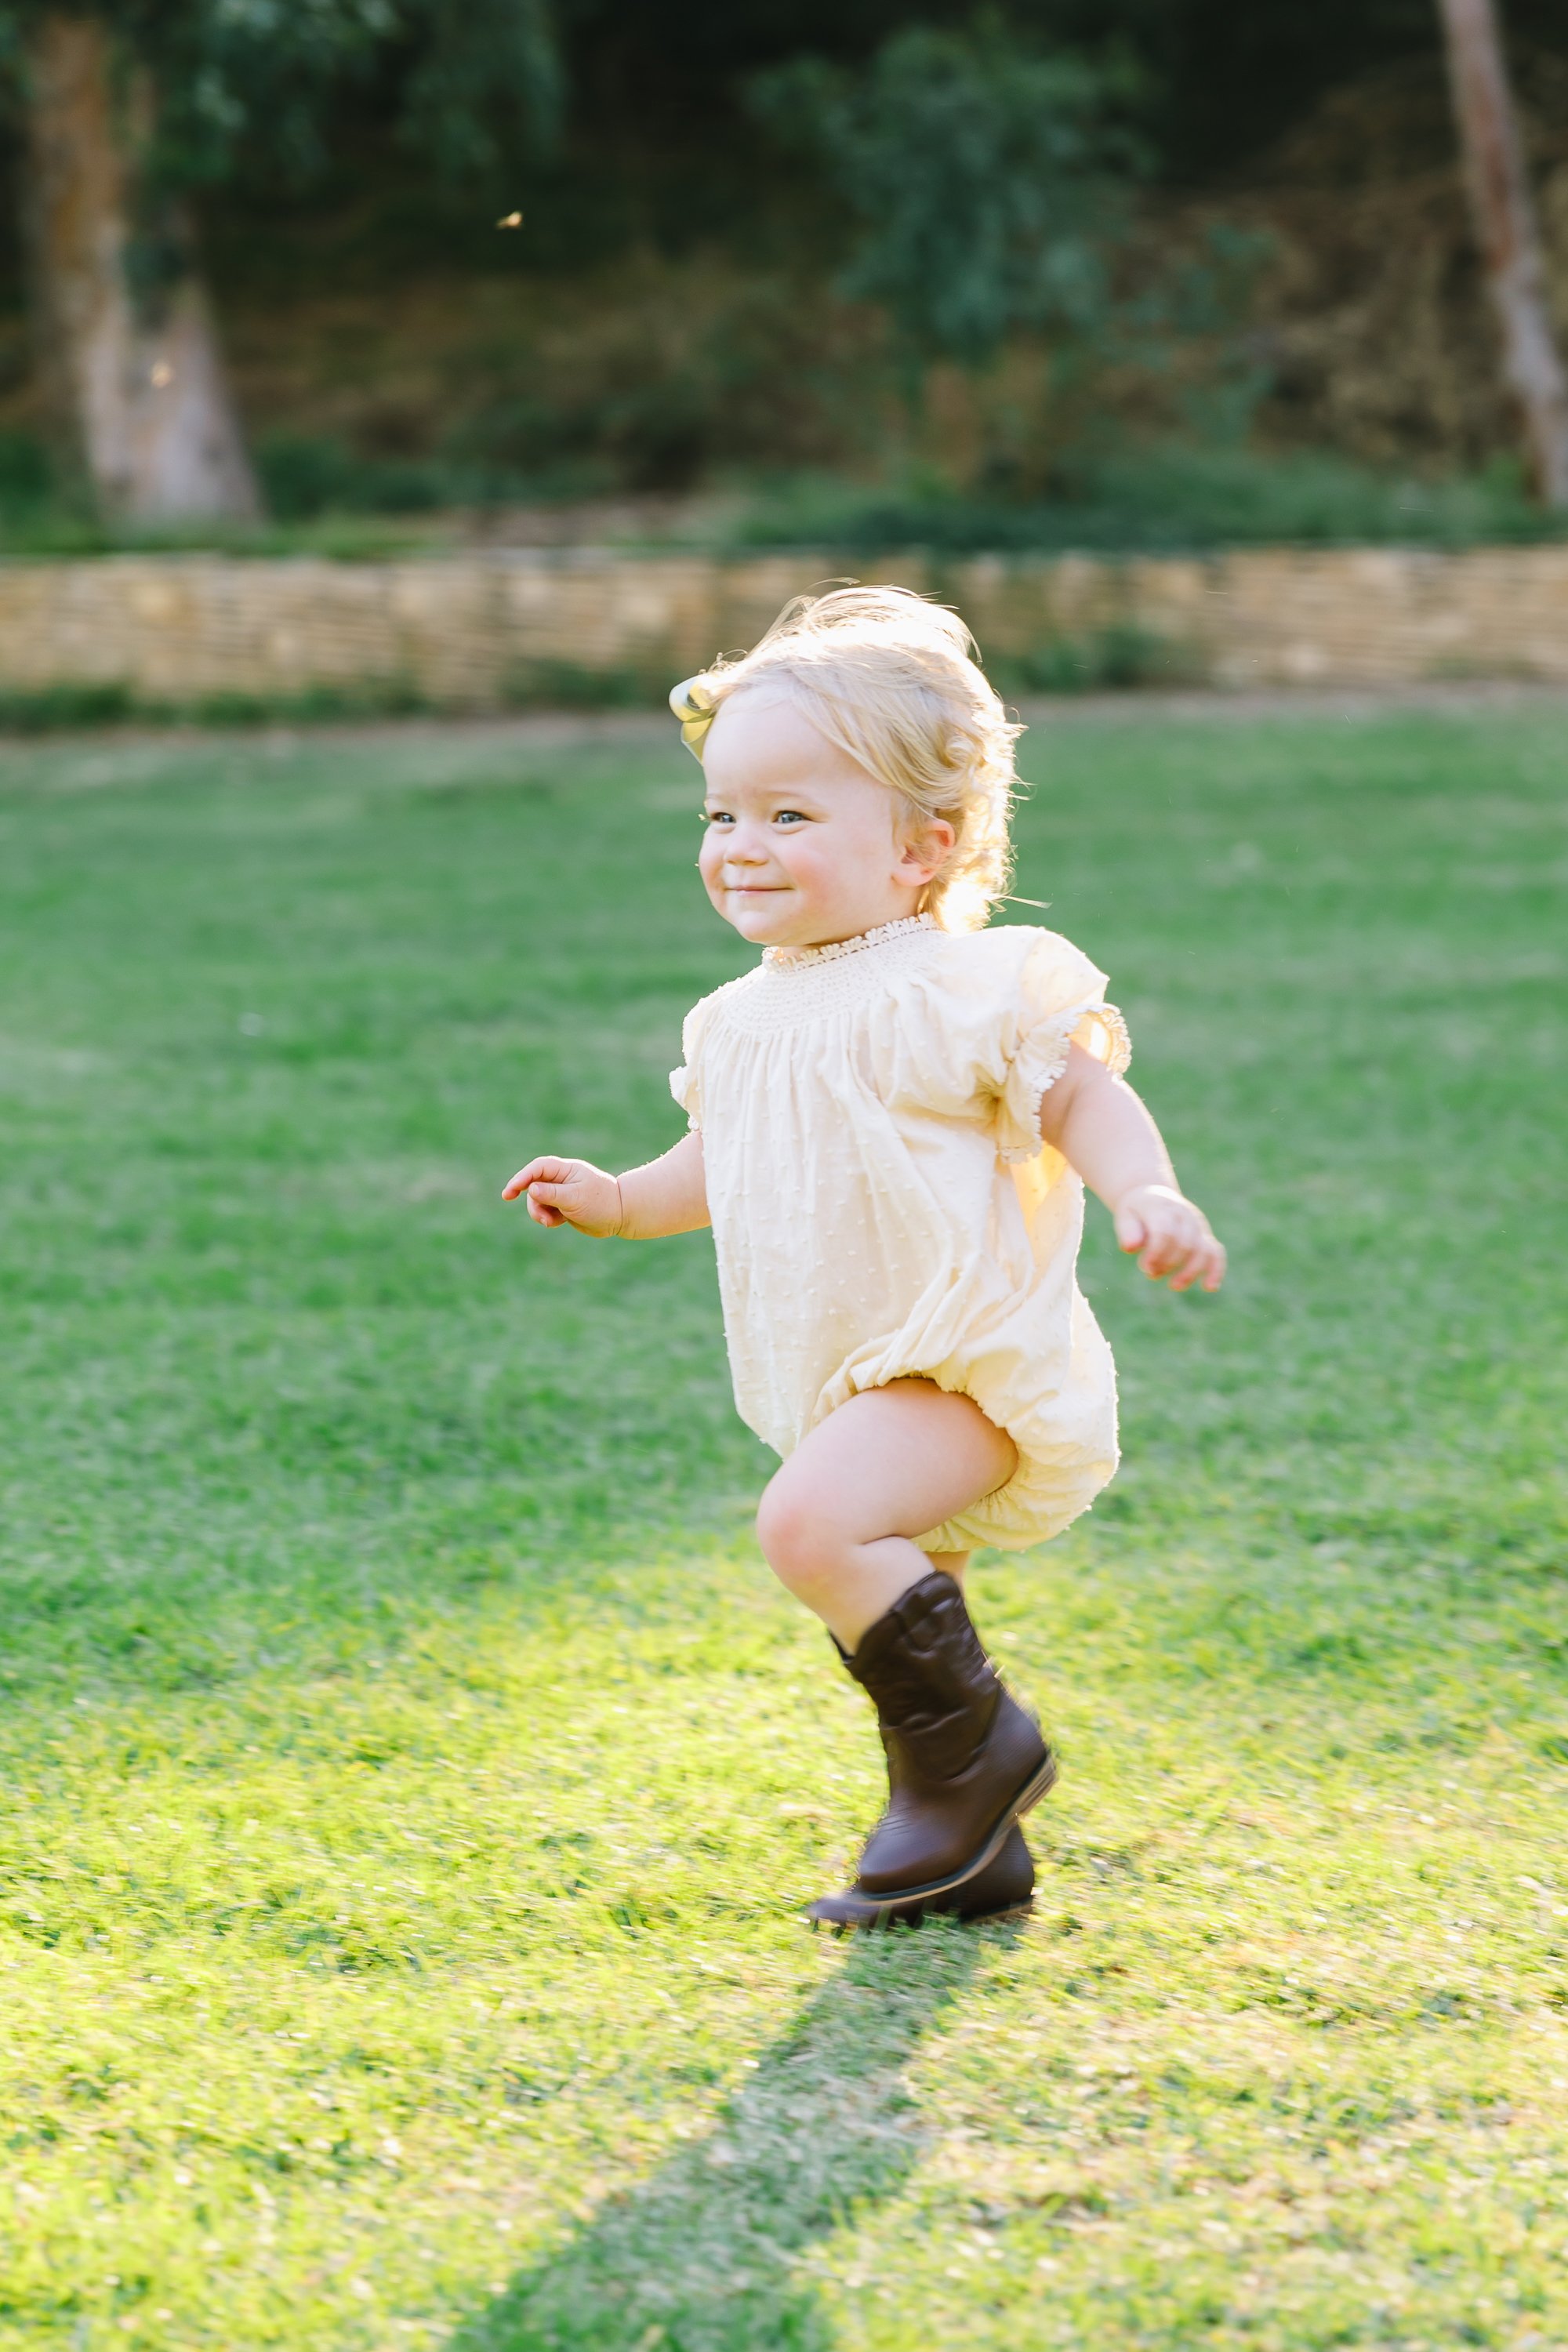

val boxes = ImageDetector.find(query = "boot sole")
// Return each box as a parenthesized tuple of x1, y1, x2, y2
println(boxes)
(811, 1890, 1036, 1935)
(806, 1748, 1058, 1932)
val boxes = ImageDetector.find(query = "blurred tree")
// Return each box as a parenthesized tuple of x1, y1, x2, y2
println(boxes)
(751, 18, 1143, 379)
(1435, 0, 1568, 505)
(4, 2, 560, 523)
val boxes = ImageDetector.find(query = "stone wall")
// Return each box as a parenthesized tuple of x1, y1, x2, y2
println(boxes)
(1, 543, 1566, 707)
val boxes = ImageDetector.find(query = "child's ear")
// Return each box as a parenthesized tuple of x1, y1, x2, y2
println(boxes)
(898, 816, 956, 883)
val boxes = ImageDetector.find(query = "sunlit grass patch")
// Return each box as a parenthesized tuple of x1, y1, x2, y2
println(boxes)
(0, 703, 1563, 2347)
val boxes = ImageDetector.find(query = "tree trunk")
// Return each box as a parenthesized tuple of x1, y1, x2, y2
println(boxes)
(1436, 0, 1568, 507)
(21, 10, 262, 524)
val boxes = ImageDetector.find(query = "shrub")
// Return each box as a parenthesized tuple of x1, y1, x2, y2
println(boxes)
(254, 435, 455, 520)
(751, 20, 1143, 373)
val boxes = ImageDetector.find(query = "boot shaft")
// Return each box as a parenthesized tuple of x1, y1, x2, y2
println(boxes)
(848, 1572, 1002, 1780)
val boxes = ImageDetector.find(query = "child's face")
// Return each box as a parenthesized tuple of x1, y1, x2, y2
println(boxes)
(698, 687, 953, 950)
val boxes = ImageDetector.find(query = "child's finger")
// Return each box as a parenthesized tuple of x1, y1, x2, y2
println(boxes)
(505, 1156, 577, 1202)
(1153, 1221, 1209, 1282)
(1113, 1207, 1148, 1254)
(1168, 1226, 1209, 1283)
(1140, 1225, 1182, 1276)
(522, 1175, 574, 1225)
(1171, 1235, 1224, 1293)
(503, 1157, 550, 1200)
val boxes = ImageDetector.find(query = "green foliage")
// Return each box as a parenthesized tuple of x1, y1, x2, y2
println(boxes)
(0, 705, 1564, 2343)
(503, 659, 660, 708)
(0, 427, 476, 554)
(0, 426, 53, 507)
(442, 265, 880, 494)
(752, 17, 1144, 369)
(0, 678, 434, 729)
(0, 681, 136, 730)
(2, 414, 1560, 555)
(745, 20, 1276, 485)
(254, 432, 456, 520)
(986, 622, 1198, 695)
(396, 0, 561, 182)
(724, 444, 1565, 553)
(0, 0, 561, 187)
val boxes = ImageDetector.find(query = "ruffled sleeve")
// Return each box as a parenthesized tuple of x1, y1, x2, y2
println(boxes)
(668, 995, 710, 1131)
(992, 931, 1131, 1163)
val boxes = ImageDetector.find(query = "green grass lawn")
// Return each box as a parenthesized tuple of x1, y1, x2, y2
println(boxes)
(0, 700, 1563, 2352)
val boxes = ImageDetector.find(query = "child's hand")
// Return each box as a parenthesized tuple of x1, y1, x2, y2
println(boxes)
(503, 1156, 624, 1236)
(1112, 1183, 1225, 1293)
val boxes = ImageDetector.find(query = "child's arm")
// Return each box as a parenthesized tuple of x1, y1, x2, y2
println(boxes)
(502, 1130, 710, 1239)
(1036, 1043, 1225, 1293)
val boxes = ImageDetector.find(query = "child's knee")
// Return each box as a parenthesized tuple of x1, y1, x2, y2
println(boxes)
(756, 1472, 841, 1585)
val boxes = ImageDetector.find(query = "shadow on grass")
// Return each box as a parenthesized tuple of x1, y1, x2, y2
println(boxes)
(453, 1918, 1012, 2352)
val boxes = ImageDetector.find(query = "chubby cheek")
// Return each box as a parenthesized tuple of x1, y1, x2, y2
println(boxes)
(696, 827, 726, 896)
(764, 831, 828, 893)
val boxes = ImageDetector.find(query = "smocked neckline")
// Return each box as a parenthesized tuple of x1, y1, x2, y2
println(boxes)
(762, 913, 938, 970)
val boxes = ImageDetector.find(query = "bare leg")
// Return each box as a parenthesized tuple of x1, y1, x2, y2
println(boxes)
(755, 1379, 1016, 1651)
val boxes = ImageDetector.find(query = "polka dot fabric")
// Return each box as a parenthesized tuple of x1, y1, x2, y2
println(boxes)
(670, 917, 1131, 1553)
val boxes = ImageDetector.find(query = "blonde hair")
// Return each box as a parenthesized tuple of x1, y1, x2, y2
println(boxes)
(681, 584, 1021, 934)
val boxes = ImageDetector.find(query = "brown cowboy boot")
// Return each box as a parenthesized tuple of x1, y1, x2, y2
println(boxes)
(806, 1570, 1055, 1931)
(810, 1823, 1037, 1933)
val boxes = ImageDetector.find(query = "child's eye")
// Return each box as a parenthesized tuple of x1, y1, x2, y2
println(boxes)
(773, 810, 809, 826)
(702, 810, 734, 826)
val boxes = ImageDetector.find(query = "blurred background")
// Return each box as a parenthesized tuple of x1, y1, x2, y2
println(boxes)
(5, 0, 1568, 560)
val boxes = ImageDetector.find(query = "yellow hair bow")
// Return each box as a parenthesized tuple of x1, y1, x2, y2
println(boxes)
(669, 675, 717, 757)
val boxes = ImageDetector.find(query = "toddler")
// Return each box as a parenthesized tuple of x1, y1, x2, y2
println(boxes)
(505, 586, 1224, 1930)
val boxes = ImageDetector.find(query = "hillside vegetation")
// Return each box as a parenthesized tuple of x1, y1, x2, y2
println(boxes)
(2, 34, 1566, 551)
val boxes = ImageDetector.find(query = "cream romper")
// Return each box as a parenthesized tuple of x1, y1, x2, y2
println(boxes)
(670, 913, 1131, 1554)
